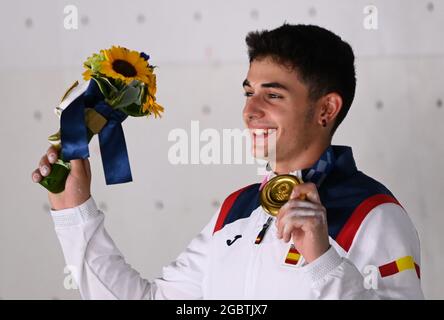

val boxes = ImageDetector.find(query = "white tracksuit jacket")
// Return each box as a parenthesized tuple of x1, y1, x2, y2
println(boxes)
(49, 147, 424, 299)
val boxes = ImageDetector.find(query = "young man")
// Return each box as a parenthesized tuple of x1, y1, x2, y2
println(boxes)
(32, 24, 423, 299)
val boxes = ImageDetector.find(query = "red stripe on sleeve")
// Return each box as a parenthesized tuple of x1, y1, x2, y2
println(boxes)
(379, 261, 399, 278)
(414, 263, 421, 279)
(336, 194, 401, 252)
(213, 185, 253, 234)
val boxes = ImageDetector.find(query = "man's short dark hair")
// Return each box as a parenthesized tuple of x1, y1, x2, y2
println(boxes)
(246, 23, 356, 134)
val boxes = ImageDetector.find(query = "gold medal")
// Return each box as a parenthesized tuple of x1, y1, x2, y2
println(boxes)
(260, 174, 305, 216)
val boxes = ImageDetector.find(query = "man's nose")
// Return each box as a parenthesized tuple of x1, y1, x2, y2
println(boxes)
(243, 96, 265, 122)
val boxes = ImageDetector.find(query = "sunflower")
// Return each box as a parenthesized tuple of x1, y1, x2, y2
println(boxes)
(81, 46, 164, 117)
(99, 46, 153, 85)
(142, 94, 164, 118)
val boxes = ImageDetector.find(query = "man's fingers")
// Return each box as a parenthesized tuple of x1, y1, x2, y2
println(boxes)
(291, 182, 321, 204)
(281, 217, 313, 242)
(277, 207, 326, 240)
(277, 199, 320, 226)
(38, 155, 51, 177)
(280, 208, 323, 226)
(282, 199, 319, 211)
(279, 216, 308, 242)
(46, 146, 58, 164)
(31, 168, 42, 183)
(34, 147, 59, 181)
(282, 223, 294, 242)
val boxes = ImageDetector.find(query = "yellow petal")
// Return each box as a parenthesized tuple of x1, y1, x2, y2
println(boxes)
(82, 69, 92, 80)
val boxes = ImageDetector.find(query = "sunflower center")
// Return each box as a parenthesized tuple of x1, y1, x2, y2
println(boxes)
(112, 59, 137, 77)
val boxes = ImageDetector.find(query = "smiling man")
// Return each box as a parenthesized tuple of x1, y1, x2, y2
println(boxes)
(32, 23, 423, 299)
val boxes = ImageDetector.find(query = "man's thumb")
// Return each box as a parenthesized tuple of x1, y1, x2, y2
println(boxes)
(83, 158, 91, 178)
(70, 159, 87, 176)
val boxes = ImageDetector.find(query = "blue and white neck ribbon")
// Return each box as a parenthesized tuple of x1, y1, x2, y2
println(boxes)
(261, 146, 335, 190)
(302, 145, 335, 187)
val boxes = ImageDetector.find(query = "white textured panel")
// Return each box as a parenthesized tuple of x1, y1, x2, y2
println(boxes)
(0, 0, 443, 299)
(334, 56, 444, 299)
(2, 0, 444, 70)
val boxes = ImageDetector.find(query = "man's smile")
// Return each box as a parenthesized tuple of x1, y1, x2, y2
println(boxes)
(250, 128, 277, 137)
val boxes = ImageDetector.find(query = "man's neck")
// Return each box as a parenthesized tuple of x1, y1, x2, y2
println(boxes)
(273, 140, 331, 175)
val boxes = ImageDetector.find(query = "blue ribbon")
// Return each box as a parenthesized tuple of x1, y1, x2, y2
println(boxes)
(60, 94, 89, 160)
(60, 80, 133, 185)
(94, 101, 132, 184)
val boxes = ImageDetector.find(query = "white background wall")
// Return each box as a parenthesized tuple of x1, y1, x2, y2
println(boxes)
(0, 0, 443, 299)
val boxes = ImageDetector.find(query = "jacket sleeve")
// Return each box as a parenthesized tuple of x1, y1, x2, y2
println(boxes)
(301, 202, 424, 299)
(50, 196, 218, 300)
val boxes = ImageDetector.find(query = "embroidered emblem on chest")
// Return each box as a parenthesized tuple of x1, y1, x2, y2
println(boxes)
(284, 244, 301, 266)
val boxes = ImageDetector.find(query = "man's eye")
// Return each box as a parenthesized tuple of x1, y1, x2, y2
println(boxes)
(244, 92, 253, 97)
(268, 93, 282, 99)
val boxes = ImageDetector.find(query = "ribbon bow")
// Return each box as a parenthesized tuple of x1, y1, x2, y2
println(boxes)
(60, 80, 133, 185)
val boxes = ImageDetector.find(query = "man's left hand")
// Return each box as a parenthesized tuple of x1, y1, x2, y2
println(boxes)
(276, 182, 330, 263)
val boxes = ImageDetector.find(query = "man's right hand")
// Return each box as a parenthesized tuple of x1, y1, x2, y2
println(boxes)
(31, 146, 92, 210)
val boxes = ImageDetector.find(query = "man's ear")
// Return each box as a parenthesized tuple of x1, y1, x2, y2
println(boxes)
(318, 93, 343, 126)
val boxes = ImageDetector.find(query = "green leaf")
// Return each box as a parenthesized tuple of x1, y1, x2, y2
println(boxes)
(109, 85, 141, 109)
(92, 77, 109, 97)
(137, 83, 146, 106)
(92, 76, 118, 99)
(39, 161, 71, 193)
(48, 131, 61, 142)
(100, 77, 118, 92)
(121, 103, 145, 117)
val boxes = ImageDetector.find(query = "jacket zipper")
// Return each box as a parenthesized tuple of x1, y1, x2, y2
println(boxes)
(244, 215, 275, 298)
(255, 217, 273, 244)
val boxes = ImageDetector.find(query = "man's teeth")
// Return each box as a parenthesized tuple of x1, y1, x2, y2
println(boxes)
(253, 129, 276, 135)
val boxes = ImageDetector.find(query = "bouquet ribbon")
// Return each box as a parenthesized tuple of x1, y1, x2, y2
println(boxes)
(60, 80, 133, 185)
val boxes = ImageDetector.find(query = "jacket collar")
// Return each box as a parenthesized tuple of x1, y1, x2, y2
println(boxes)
(260, 145, 355, 189)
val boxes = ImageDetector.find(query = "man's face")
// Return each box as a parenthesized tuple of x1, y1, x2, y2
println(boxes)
(242, 56, 318, 164)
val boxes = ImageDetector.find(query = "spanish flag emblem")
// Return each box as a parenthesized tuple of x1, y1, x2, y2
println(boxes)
(379, 256, 420, 278)
(284, 244, 301, 265)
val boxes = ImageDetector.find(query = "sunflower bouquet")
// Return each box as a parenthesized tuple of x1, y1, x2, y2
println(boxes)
(39, 46, 164, 193)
